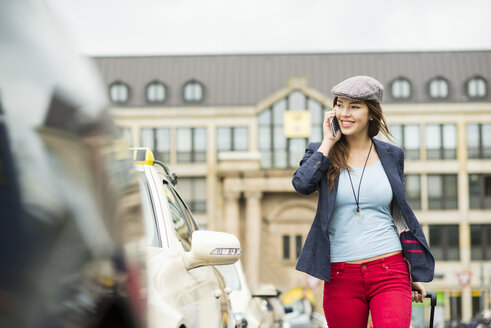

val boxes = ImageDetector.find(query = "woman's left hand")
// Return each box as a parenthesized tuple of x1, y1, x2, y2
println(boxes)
(411, 282, 426, 303)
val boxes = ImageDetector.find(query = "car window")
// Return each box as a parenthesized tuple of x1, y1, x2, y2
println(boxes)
(162, 182, 193, 251)
(137, 172, 161, 247)
(157, 173, 200, 232)
(170, 184, 199, 232)
(216, 264, 241, 291)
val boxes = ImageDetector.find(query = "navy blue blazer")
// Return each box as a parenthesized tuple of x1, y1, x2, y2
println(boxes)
(292, 138, 435, 282)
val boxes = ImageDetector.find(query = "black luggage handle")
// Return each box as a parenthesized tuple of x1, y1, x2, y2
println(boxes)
(425, 291, 436, 328)
(413, 290, 436, 328)
(425, 291, 436, 307)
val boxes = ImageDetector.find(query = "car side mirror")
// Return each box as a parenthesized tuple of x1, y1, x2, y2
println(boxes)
(184, 230, 241, 270)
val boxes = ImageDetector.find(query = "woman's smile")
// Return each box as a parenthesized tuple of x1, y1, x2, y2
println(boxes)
(340, 119, 355, 128)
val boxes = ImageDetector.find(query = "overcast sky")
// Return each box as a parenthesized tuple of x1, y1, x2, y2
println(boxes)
(45, 0, 491, 56)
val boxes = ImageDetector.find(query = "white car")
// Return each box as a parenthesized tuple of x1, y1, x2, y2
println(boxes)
(217, 261, 273, 328)
(132, 148, 241, 328)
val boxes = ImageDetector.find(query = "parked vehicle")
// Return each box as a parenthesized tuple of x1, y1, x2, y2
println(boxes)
(217, 261, 274, 328)
(0, 1, 147, 327)
(282, 288, 327, 328)
(283, 309, 327, 328)
(253, 284, 288, 328)
(469, 310, 491, 328)
(131, 147, 240, 328)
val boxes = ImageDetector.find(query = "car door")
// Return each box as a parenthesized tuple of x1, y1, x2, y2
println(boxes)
(140, 164, 208, 327)
(158, 175, 223, 327)
(137, 168, 188, 328)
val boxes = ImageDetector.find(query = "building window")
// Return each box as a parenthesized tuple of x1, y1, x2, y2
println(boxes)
(390, 124, 420, 160)
(288, 91, 306, 110)
(471, 224, 491, 261)
(469, 174, 491, 209)
(140, 128, 171, 163)
(429, 224, 460, 260)
(295, 235, 303, 259)
(391, 77, 411, 99)
(259, 91, 326, 169)
(175, 177, 207, 213)
(467, 124, 491, 159)
(472, 294, 482, 318)
(217, 127, 249, 152)
(429, 77, 449, 99)
(146, 81, 166, 103)
(183, 80, 204, 102)
(425, 124, 457, 159)
(109, 81, 129, 104)
(119, 127, 132, 146)
(467, 77, 487, 99)
(471, 224, 491, 260)
(308, 98, 324, 142)
(449, 292, 462, 321)
(405, 174, 421, 210)
(282, 234, 303, 260)
(427, 174, 458, 209)
(282, 235, 290, 259)
(177, 127, 206, 162)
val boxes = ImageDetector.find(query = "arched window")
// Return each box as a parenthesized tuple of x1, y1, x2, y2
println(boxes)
(183, 80, 204, 102)
(258, 90, 326, 169)
(391, 77, 411, 99)
(146, 81, 166, 103)
(429, 77, 449, 99)
(109, 81, 130, 104)
(467, 77, 487, 99)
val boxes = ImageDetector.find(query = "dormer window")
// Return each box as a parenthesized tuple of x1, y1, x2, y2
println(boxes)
(183, 80, 204, 102)
(109, 81, 129, 104)
(146, 81, 166, 103)
(467, 77, 487, 99)
(391, 77, 411, 99)
(429, 77, 449, 99)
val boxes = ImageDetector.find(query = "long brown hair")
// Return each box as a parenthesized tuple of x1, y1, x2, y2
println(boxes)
(326, 97, 392, 191)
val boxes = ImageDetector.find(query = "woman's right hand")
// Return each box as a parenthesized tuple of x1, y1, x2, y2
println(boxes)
(323, 109, 341, 144)
(318, 109, 341, 156)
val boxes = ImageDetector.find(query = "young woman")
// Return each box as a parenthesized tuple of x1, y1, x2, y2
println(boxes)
(292, 76, 434, 328)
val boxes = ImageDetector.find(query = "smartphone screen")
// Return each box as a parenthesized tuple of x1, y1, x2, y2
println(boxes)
(330, 117, 340, 137)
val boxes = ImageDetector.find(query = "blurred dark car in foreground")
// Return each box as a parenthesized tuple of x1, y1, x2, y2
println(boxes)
(0, 1, 147, 327)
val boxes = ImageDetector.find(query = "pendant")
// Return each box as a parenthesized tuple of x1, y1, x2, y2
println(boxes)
(354, 207, 364, 221)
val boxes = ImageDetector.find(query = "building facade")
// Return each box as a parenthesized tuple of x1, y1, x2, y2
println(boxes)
(93, 51, 491, 323)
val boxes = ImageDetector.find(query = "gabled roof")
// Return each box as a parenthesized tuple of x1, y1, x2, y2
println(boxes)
(92, 50, 491, 107)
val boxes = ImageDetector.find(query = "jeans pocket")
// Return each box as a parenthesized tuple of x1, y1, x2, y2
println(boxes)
(328, 267, 343, 283)
(386, 261, 409, 278)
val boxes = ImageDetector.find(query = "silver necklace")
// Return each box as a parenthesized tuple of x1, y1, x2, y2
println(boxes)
(347, 141, 373, 221)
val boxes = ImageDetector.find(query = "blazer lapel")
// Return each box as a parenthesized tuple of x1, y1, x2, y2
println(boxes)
(372, 138, 405, 203)
(322, 174, 339, 233)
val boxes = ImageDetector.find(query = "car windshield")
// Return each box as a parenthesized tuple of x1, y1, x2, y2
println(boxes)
(216, 264, 241, 291)
(161, 182, 193, 251)
(137, 172, 161, 247)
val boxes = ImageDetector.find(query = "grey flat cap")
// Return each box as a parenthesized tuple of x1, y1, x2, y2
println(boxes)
(331, 75, 384, 104)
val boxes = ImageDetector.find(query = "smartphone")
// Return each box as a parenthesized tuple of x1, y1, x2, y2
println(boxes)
(329, 117, 340, 137)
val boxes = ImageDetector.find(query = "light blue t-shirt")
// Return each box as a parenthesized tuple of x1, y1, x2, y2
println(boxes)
(328, 160, 402, 262)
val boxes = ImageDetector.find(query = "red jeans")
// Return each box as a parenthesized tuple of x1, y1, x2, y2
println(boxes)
(323, 253, 412, 328)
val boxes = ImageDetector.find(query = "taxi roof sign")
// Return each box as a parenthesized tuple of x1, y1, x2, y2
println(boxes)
(130, 147, 155, 165)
